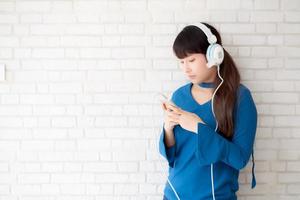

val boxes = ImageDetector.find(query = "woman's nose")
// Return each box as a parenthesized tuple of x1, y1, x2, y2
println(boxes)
(183, 63, 191, 73)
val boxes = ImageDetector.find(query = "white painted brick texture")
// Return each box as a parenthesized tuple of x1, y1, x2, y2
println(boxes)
(0, 0, 299, 199)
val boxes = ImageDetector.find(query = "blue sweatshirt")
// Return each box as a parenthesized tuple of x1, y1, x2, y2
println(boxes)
(159, 82, 257, 200)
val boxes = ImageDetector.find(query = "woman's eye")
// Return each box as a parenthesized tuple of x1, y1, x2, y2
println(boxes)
(189, 59, 195, 62)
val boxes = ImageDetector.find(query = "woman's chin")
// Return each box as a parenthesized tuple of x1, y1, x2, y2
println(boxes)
(190, 79, 199, 83)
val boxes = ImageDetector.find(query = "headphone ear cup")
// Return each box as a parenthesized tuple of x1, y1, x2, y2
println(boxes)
(206, 44, 214, 68)
(206, 44, 224, 68)
(206, 44, 213, 65)
(213, 44, 224, 65)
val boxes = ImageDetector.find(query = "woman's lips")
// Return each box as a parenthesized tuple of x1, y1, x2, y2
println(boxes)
(188, 75, 196, 79)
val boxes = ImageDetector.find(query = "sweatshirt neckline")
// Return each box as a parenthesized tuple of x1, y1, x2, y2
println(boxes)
(198, 82, 216, 88)
(188, 82, 212, 107)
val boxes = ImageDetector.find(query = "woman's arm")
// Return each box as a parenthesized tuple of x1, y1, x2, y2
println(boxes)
(195, 88, 257, 170)
(164, 128, 175, 148)
(159, 124, 176, 168)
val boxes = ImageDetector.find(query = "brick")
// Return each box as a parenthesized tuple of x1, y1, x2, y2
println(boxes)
(43, 14, 76, 23)
(207, 0, 240, 9)
(260, 93, 298, 103)
(0, 2, 14, 12)
(21, 141, 53, 151)
(275, 117, 300, 127)
(278, 23, 300, 33)
(211, 11, 236, 22)
(40, 184, 59, 195)
(0, 36, 19, 47)
(125, 12, 152, 23)
(254, 0, 279, 10)
(281, 0, 300, 10)
(61, 184, 85, 195)
(233, 35, 266, 45)
(11, 185, 40, 195)
(250, 11, 283, 22)
(16, 1, 51, 12)
(287, 184, 300, 194)
(151, 12, 174, 23)
(51, 1, 73, 12)
(148, 1, 183, 11)
(0, 14, 18, 24)
(61, 36, 102, 47)
(285, 12, 300, 22)
(73, 1, 108, 12)
(174, 11, 210, 23)
(19, 174, 49, 184)
(221, 24, 255, 33)
(278, 173, 300, 183)
(276, 70, 300, 80)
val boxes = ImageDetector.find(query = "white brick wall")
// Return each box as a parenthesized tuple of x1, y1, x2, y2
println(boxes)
(0, 0, 299, 199)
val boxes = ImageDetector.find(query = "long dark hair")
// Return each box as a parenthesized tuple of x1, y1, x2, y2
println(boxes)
(172, 22, 240, 139)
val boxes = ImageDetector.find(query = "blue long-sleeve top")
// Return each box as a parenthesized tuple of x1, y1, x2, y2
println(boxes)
(159, 82, 257, 200)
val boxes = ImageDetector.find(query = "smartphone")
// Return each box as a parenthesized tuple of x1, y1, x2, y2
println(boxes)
(158, 93, 168, 102)
(158, 93, 174, 112)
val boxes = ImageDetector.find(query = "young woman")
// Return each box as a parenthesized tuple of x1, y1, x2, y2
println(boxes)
(159, 22, 257, 200)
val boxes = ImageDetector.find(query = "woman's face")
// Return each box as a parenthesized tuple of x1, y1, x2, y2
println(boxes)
(178, 53, 216, 84)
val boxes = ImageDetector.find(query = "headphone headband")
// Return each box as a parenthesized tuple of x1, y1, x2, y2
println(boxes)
(190, 22, 217, 44)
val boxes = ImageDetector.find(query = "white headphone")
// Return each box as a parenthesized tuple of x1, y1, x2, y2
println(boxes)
(190, 23, 224, 68)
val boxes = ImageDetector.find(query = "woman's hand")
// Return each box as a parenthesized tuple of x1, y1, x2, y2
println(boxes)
(161, 101, 179, 132)
(163, 101, 205, 134)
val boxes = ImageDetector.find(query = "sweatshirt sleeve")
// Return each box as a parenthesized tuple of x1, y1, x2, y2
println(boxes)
(158, 124, 176, 168)
(195, 88, 257, 170)
(158, 91, 179, 168)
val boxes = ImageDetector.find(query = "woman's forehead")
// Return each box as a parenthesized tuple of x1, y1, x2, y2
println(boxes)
(180, 53, 203, 59)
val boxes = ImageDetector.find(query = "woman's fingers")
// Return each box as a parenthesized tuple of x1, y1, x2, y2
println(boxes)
(161, 101, 183, 119)
(161, 102, 167, 111)
(170, 121, 179, 126)
(169, 117, 179, 123)
(167, 112, 180, 122)
(162, 102, 173, 113)
(166, 110, 180, 117)
(164, 107, 179, 120)
(167, 106, 182, 115)
(170, 117, 179, 122)
(164, 115, 176, 124)
(167, 109, 179, 115)
(164, 102, 181, 112)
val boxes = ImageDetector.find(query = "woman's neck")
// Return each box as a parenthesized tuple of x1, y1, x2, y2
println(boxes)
(193, 83, 214, 94)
